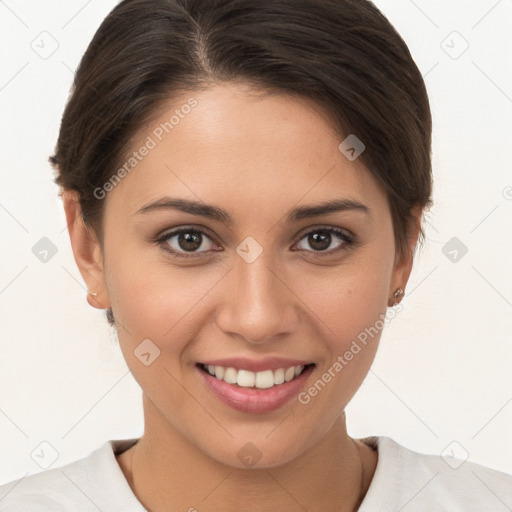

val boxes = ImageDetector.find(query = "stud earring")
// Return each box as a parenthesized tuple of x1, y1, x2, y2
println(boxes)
(393, 288, 404, 306)
(88, 291, 98, 297)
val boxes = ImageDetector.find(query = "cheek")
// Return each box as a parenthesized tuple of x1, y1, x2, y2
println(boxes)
(294, 253, 392, 344)
(294, 273, 389, 419)
(103, 246, 225, 353)
(292, 248, 394, 405)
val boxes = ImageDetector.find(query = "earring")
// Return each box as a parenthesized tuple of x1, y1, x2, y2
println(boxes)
(393, 288, 404, 306)
(88, 291, 98, 297)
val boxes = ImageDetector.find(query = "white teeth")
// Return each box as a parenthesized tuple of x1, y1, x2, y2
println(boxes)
(214, 366, 225, 379)
(255, 370, 275, 389)
(203, 364, 309, 389)
(237, 369, 255, 387)
(284, 367, 295, 382)
(223, 367, 237, 384)
(274, 368, 285, 385)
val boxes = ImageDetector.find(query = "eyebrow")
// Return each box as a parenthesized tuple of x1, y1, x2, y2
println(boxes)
(136, 197, 370, 225)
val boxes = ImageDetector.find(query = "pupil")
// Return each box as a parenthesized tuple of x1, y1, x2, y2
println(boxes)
(309, 231, 331, 251)
(179, 231, 202, 251)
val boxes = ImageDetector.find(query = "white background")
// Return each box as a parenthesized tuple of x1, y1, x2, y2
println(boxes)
(0, 0, 511, 486)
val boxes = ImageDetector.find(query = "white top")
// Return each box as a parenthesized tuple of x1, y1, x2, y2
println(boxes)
(1, 436, 511, 511)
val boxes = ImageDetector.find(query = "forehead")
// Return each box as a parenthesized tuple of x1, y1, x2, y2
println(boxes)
(105, 82, 387, 221)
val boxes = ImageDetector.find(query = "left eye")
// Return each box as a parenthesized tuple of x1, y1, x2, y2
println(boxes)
(159, 228, 218, 258)
(294, 228, 353, 254)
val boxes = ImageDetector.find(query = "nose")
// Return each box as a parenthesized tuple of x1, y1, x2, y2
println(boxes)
(215, 250, 300, 345)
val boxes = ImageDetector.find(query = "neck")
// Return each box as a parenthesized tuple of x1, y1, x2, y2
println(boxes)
(117, 395, 377, 512)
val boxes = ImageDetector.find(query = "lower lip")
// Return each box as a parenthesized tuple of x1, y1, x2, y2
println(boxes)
(197, 365, 315, 414)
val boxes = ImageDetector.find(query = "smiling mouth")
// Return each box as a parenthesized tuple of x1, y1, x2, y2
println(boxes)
(197, 363, 315, 390)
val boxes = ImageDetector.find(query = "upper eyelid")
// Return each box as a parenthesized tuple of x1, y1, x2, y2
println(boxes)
(298, 225, 352, 237)
(157, 225, 217, 240)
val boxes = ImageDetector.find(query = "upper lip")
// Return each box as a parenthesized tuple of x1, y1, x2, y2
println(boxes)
(198, 357, 314, 372)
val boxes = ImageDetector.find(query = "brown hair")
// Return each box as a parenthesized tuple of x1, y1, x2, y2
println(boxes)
(50, 0, 433, 324)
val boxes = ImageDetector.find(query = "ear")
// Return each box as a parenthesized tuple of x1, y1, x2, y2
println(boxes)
(62, 190, 110, 310)
(388, 205, 423, 307)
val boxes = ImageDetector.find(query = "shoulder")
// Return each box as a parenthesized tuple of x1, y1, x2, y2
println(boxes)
(0, 448, 102, 512)
(359, 436, 512, 512)
(0, 439, 143, 512)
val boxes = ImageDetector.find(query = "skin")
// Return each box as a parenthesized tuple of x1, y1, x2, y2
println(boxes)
(63, 82, 421, 512)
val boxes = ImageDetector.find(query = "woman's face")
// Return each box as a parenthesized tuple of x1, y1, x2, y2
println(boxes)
(86, 82, 415, 467)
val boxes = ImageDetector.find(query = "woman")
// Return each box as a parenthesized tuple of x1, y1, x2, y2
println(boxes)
(1, 0, 510, 510)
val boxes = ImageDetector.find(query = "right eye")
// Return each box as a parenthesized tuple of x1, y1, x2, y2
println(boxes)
(156, 227, 221, 259)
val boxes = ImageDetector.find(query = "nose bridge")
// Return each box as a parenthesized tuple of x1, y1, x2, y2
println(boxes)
(216, 244, 297, 343)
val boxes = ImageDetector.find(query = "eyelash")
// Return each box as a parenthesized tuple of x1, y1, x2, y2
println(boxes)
(154, 226, 355, 260)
